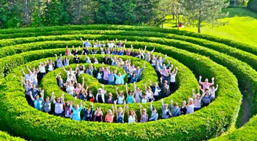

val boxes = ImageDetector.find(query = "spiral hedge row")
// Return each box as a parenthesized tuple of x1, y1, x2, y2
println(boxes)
(0, 25, 256, 140)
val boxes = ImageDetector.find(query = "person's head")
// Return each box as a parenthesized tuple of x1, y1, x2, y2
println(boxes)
(110, 71, 113, 75)
(75, 104, 79, 110)
(35, 95, 40, 100)
(107, 109, 113, 115)
(89, 90, 92, 95)
(99, 68, 102, 71)
(182, 100, 187, 106)
(196, 93, 201, 99)
(98, 88, 102, 94)
(205, 78, 209, 83)
(164, 104, 168, 109)
(130, 110, 136, 116)
(152, 107, 157, 113)
(32, 84, 36, 89)
(133, 73, 136, 77)
(175, 103, 179, 108)
(75, 54, 78, 58)
(119, 107, 123, 113)
(164, 80, 168, 85)
(108, 93, 112, 98)
(142, 108, 147, 115)
(205, 91, 210, 96)
(69, 68, 72, 71)
(79, 65, 83, 70)
(136, 87, 140, 92)
(154, 82, 158, 87)
(188, 98, 193, 105)
(119, 91, 124, 96)
(65, 101, 70, 106)
(128, 90, 133, 95)
(57, 97, 61, 103)
(136, 66, 140, 70)
(45, 96, 50, 102)
(143, 94, 146, 99)
(118, 72, 121, 76)
(147, 86, 151, 91)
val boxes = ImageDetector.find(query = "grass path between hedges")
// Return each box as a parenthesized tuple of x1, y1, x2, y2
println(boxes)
(163, 7, 257, 47)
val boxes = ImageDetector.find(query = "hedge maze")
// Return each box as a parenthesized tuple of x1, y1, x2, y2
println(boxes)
(0, 25, 256, 140)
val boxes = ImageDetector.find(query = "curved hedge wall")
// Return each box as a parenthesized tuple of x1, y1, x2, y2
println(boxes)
(248, 0, 257, 12)
(0, 25, 256, 140)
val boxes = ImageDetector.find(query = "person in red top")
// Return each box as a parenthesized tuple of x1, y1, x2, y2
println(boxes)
(105, 105, 115, 123)
(199, 76, 215, 90)
(65, 46, 71, 56)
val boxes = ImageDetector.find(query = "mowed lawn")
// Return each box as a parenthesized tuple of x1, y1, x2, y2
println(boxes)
(164, 7, 257, 47)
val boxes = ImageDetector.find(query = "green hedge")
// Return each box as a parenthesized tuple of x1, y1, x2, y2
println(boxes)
(1, 33, 257, 74)
(40, 54, 159, 98)
(248, 0, 257, 12)
(0, 40, 241, 140)
(0, 131, 25, 141)
(0, 25, 256, 56)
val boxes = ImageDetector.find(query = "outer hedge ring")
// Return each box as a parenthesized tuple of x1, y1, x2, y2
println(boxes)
(0, 43, 241, 140)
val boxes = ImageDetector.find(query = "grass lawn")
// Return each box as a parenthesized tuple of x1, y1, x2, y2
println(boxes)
(163, 7, 257, 47)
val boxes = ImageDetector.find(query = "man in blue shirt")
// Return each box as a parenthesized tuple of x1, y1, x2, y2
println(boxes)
(80, 38, 92, 48)
(133, 63, 145, 81)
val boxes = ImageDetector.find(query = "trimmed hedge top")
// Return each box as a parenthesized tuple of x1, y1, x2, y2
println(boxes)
(1, 25, 257, 140)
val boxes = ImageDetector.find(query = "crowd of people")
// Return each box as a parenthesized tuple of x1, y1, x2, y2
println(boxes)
(22, 38, 218, 123)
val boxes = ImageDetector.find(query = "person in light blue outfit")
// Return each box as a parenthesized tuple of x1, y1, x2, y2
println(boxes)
(55, 54, 63, 68)
(125, 83, 134, 104)
(170, 100, 181, 117)
(80, 38, 92, 48)
(70, 100, 83, 121)
(114, 69, 126, 85)
(29, 90, 44, 111)
(149, 101, 159, 121)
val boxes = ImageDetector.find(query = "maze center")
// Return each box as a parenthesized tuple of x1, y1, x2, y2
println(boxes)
(0, 25, 256, 140)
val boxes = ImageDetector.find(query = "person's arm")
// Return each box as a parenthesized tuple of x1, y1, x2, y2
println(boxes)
(129, 75, 136, 88)
(61, 93, 64, 103)
(210, 77, 215, 86)
(199, 76, 203, 84)
(125, 83, 128, 97)
(150, 48, 155, 54)
(90, 103, 93, 116)
(40, 90, 44, 99)
(55, 54, 58, 61)
(70, 103, 75, 111)
(145, 82, 147, 92)
(150, 101, 153, 111)
(63, 66, 67, 72)
(215, 84, 219, 91)
(140, 104, 142, 116)
(26, 65, 32, 74)
(123, 101, 126, 114)
(192, 89, 196, 98)
(116, 87, 119, 97)
(201, 92, 206, 99)
(170, 100, 174, 110)
(21, 68, 26, 76)
(29, 91, 35, 101)
(114, 100, 118, 120)
(79, 100, 83, 111)
(161, 99, 164, 109)
(80, 51, 84, 58)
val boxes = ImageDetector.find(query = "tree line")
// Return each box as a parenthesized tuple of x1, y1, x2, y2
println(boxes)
(0, 0, 230, 33)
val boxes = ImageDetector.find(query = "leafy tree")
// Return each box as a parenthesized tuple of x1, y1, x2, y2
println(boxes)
(183, 0, 229, 33)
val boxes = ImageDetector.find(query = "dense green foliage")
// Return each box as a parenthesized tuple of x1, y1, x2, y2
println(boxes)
(0, 131, 24, 141)
(0, 25, 257, 140)
(248, 0, 257, 11)
(0, 0, 159, 28)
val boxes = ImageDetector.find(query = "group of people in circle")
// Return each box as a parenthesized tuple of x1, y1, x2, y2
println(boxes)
(22, 38, 218, 123)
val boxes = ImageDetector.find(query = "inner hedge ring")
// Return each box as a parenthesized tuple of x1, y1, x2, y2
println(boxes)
(40, 54, 159, 98)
